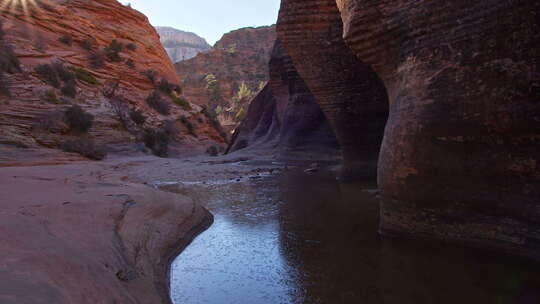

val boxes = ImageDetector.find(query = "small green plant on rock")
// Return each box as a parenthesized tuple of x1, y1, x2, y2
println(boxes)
(126, 43, 137, 51)
(142, 69, 157, 84)
(80, 38, 94, 51)
(71, 67, 98, 85)
(0, 45, 21, 74)
(158, 79, 174, 95)
(143, 128, 169, 157)
(52, 62, 75, 82)
(172, 95, 191, 111)
(65, 105, 93, 133)
(180, 115, 196, 137)
(35, 63, 61, 88)
(125, 59, 135, 69)
(61, 79, 77, 98)
(89, 52, 105, 69)
(0, 73, 10, 96)
(104, 39, 123, 62)
(146, 91, 170, 115)
(129, 109, 146, 125)
(58, 34, 73, 46)
(61, 138, 106, 160)
(43, 89, 58, 103)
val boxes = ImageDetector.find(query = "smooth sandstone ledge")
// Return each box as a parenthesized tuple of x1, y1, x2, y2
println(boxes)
(0, 160, 213, 304)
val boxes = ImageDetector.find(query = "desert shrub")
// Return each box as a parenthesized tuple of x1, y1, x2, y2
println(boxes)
(129, 109, 146, 125)
(142, 69, 157, 83)
(58, 34, 73, 46)
(158, 79, 174, 95)
(0, 72, 9, 96)
(52, 62, 76, 82)
(0, 45, 21, 74)
(104, 39, 123, 62)
(202, 107, 228, 140)
(64, 105, 93, 133)
(71, 66, 98, 85)
(146, 91, 170, 115)
(235, 108, 246, 121)
(43, 89, 58, 103)
(164, 119, 179, 136)
(143, 128, 169, 157)
(125, 59, 135, 69)
(35, 64, 61, 88)
(171, 96, 191, 110)
(89, 52, 105, 69)
(180, 115, 196, 137)
(126, 43, 136, 51)
(80, 38, 94, 50)
(206, 146, 218, 157)
(61, 138, 106, 160)
(61, 79, 77, 98)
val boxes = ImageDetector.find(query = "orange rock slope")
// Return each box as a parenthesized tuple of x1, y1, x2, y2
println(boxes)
(0, 0, 225, 157)
(175, 25, 276, 132)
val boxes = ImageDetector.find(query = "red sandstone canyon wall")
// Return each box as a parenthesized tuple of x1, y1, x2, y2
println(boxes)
(0, 0, 224, 158)
(275, 0, 539, 259)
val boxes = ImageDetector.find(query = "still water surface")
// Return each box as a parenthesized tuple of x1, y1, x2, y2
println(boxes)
(170, 168, 540, 304)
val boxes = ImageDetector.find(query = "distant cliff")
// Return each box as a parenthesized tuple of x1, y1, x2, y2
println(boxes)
(155, 26, 210, 63)
(175, 25, 276, 133)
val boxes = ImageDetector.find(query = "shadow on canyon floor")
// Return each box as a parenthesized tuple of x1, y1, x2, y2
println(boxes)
(170, 166, 540, 304)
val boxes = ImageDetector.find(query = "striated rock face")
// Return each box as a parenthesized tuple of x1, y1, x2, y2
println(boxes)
(155, 26, 210, 63)
(227, 40, 338, 157)
(335, 0, 540, 259)
(175, 26, 276, 133)
(276, 0, 389, 180)
(0, 0, 225, 158)
(275, 0, 539, 258)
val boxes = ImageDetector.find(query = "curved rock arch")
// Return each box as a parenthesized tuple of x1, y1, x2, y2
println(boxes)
(277, 0, 390, 181)
(277, 0, 540, 260)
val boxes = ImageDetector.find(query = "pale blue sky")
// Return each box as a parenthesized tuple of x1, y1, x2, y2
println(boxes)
(119, 0, 280, 45)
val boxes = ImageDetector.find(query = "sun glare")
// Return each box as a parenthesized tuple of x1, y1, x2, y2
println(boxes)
(0, 0, 42, 16)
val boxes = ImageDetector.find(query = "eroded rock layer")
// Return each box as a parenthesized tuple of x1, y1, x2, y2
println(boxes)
(0, 0, 224, 157)
(175, 26, 276, 132)
(228, 40, 338, 157)
(276, 0, 389, 180)
(335, 0, 540, 259)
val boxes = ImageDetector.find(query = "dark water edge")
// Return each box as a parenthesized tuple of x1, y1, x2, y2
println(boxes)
(170, 167, 540, 304)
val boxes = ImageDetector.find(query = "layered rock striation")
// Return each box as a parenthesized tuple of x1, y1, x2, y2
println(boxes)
(155, 26, 210, 63)
(0, 0, 224, 158)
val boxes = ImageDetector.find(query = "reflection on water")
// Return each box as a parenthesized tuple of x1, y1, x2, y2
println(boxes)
(170, 168, 540, 304)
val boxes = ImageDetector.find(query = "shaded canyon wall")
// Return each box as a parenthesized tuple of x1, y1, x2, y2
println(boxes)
(274, 0, 540, 259)
(277, 0, 389, 180)
(227, 40, 338, 158)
